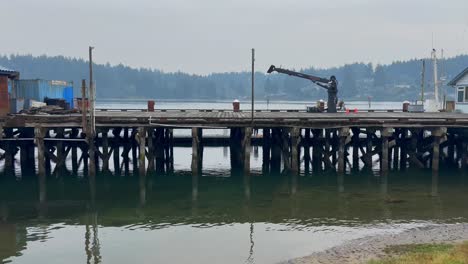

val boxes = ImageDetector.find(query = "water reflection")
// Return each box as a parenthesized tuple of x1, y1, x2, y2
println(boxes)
(85, 212, 101, 264)
(1, 165, 468, 263)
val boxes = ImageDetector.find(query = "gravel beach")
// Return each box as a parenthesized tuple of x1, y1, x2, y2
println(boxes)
(282, 223, 468, 264)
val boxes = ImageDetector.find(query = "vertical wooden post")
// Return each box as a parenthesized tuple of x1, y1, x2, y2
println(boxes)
(432, 128, 446, 173)
(147, 128, 155, 173)
(82, 144, 89, 176)
(243, 127, 252, 175)
(81, 79, 87, 134)
(381, 128, 392, 174)
(270, 128, 282, 175)
(169, 129, 174, 173)
(400, 128, 407, 170)
(338, 128, 350, 174)
(391, 129, 399, 170)
(312, 129, 321, 172)
(35, 127, 46, 203)
(88, 132, 96, 178)
(164, 128, 170, 171)
(71, 128, 79, 175)
(131, 128, 138, 174)
(137, 127, 146, 176)
(197, 128, 203, 174)
(155, 128, 165, 174)
(290, 127, 300, 175)
(262, 128, 271, 174)
(102, 128, 109, 172)
(281, 129, 292, 173)
(56, 128, 65, 175)
(191, 127, 200, 176)
(352, 128, 360, 170)
(365, 128, 374, 169)
(303, 129, 311, 174)
(3, 128, 14, 172)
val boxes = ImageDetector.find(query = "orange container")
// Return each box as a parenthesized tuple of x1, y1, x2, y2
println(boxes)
(147, 100, 155, 112)
(233, 99, 240, 112)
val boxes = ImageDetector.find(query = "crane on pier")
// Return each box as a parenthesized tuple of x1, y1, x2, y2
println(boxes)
(267, 65, 338, 113)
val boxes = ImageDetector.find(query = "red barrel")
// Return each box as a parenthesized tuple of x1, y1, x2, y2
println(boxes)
(147, 100, 155, 112)
(233, 99, 240, 112)
(402, 101, 410, 112)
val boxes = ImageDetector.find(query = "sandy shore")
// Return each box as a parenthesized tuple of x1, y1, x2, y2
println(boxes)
(282, 223, 468, 264)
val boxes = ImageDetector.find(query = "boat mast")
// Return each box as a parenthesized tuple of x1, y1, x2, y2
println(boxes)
(420, 60, 425, 102)
(431, 49, 439, 109)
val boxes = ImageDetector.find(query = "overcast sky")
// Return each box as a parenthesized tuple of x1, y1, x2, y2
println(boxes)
(2, 0, 468, 74)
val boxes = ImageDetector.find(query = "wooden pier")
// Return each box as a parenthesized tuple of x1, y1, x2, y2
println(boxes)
(0, 110, 468, 179)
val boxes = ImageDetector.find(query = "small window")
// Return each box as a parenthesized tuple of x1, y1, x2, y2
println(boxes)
(458, 87, 464, 102)
(465, 87, 468, 101)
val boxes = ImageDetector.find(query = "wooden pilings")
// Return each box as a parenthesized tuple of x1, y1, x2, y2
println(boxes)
(381, 128, 392, 174)
(290, 127, 300, 175)
(191, 127, 201, 176)
(0, 124, 465, 179)
(338, 128, 350, 174)
(34, 127, 46, 203)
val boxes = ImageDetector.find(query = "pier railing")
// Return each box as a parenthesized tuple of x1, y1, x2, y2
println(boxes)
(95, 108, 404, 113)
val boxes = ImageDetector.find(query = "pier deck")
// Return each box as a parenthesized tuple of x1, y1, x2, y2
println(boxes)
(2, 111, 468, 128)
(0, 110, 467, 181)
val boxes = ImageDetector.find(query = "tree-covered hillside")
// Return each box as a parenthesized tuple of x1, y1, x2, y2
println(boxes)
(0, 54, 467, 101)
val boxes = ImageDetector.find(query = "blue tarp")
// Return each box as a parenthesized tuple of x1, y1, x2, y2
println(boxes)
(15, 79, 74, 108)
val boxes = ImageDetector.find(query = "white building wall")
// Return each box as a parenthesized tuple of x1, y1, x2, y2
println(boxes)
(457, 74, 468, 86)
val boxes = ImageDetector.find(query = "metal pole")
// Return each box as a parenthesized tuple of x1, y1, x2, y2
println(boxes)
(251, 49, 255, 122)
(89, 46, 95, 136)
(432, 49, 439, 108)
(81, 79, 87, 134)
(421, 60, 425, 102)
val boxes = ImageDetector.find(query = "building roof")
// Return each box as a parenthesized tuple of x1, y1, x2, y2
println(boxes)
(0, 65, 20, 79)
(448, 67, 468, 86)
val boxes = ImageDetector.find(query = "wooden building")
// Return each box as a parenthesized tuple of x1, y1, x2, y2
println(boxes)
(448, 67, 468, 113)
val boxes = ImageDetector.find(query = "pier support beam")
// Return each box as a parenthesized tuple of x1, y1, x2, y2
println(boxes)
(147, 128, 155, 173)
(338, 128, 350, 174)
(351, 128, 360, 171)
(400, 129, 408, 170)
(312, 129, 322, 172)
(35, 127, 46, 203)
(381, 128, 393, 174)
(88, 129, 96, 178)
(303, 129, 311, 175)
(102, 128, 110, 172)
(262, 128, 271, 174)
(56, 128, 65, 175)
(281, 129, 292, 173)
(71, 129, 79, 175)
(191, 127, 201, 176)
(432, 128, 446, 173)
(364, 128, 374, 169)
(270, 129, 282, 175)
(290, 127, 301, 175)
(137, 127, 146, 176)
(242, 127, 252, 175)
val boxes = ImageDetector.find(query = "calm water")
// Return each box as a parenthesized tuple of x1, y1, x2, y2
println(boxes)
(1, 101, 467, 264)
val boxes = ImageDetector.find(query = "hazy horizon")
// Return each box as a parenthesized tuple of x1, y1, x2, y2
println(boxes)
(3, 0, 468, 74)
(3, 52, 468, 76)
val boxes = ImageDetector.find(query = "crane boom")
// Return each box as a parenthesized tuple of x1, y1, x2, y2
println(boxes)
(267, 65, 329, 83)
(267, 64, 338, 113)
